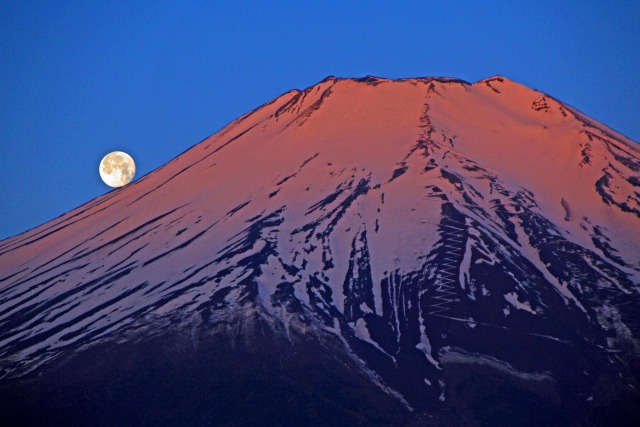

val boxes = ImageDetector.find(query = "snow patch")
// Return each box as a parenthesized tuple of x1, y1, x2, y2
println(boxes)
(439, 347, 555, 383)
(503, 292, 536, 314)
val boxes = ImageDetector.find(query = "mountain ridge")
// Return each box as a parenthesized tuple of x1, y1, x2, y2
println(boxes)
(1, 74, 639, 425)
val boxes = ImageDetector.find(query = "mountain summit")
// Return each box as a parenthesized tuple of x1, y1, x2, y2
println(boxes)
(1, 75, 639, 425)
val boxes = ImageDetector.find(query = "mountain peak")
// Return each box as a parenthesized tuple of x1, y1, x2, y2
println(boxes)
(476, 74, 512, 83)
(1, 73, 639, 424)
(318, 74, 471, 86)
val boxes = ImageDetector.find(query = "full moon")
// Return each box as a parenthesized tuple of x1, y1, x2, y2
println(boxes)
(99, 151, 136, 187)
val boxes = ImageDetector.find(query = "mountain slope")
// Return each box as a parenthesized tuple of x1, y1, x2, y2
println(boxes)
(1, 75, 639, 425)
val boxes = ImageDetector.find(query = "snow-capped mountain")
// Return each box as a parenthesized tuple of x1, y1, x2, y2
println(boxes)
(1, 75, 639, 425)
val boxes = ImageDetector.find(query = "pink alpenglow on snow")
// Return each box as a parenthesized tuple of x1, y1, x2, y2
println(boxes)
(1, 75, 639, 425)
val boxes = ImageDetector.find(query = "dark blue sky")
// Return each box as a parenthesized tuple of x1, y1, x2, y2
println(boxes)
(1, 1, 638, 240)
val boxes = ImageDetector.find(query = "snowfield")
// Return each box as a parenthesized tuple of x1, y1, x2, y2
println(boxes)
(1, 75, 639, 424)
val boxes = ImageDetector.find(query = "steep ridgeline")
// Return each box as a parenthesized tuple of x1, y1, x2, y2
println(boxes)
(1, 75, 639, 425)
